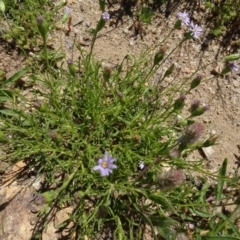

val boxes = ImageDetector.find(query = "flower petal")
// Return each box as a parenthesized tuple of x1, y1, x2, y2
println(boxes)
(104, 152, 109, 161)
(100, 168, 110, 176)
(110, 163, 117, 169)
(110, 158, 117, 163)
(93, 165, 102, 171)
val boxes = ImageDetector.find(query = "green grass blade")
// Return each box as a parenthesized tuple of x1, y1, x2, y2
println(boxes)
(216, 158, 227, 203)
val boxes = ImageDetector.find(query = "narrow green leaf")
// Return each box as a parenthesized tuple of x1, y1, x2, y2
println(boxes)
(216, 158, 227, 203)
(148, 193, 175, 212)
(148, 215, 178, 228)
(0, 131, 9, 143)
(4, 68, 28, 86)
(0, 109, 18, 116)
(190, 208, 213, 218)
(0, 89, 14, 102)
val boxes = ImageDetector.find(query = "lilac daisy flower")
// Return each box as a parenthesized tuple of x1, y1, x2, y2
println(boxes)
(189, 22, 202, 39)
(102, 12, 110, 21)
(65, 7, 72, 15)
(177, 11, 190, 26)
(229, 62, 238, 71)
(93, 152, 117, 176)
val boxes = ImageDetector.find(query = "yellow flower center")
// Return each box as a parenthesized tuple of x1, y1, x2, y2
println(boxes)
(101, 161, 109, 169)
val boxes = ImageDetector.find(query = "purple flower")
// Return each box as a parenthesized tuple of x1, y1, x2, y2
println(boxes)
(229, 62, 238, 71)
(178, 122, 205, 146)
(102, 12, 110, 21)
(177, 11, 190, 26)
(93, 152, 117, 176)
(189, 22, 202, 39)
(157, 169, 185, 189)
(65, 7, 72, 15)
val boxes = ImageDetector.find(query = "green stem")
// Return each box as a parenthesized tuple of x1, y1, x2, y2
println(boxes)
(43, 38, 49, 69)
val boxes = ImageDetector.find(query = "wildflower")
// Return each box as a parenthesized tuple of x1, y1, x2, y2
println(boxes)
(229, 62, 238, 71)
(65, 6, 72, 15)
(102, 12, 110, 21)
(177, 11, 190, 26)
(93, 151, 117, 176)
(138, 161, 145, 170)
(178, 122, 205, 146)
(189, 22, 202, 39)
(157, 169, 185, 189)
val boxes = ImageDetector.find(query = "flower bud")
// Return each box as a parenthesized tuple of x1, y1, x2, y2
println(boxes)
(225, 53, 240, 61)
(178, 122, 205, 147)
(202, 135, 218, 147)
(153, 47, 166, 65)
(174, 19, 181, 29)
(37, 15, 48, 42)
(103, 65, 111, 81)
(61, 7, 72, 24)
(184, 31, 193, 40)
(190, 99, 200, 113)
(49, 131, 61, 141)
(173, 93, 186, 111)
(190, 75, 202, 90)
(190, 104, 209, 117)
(221, 62, 238, 75)
(33, 101, 42, 110)
(67, 58, 76, 77)
(163, 63, 175, 78)
(34, 195, 45, 205)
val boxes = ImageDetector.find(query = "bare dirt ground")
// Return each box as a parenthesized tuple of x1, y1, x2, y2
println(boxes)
(0, 0, 240, 239)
